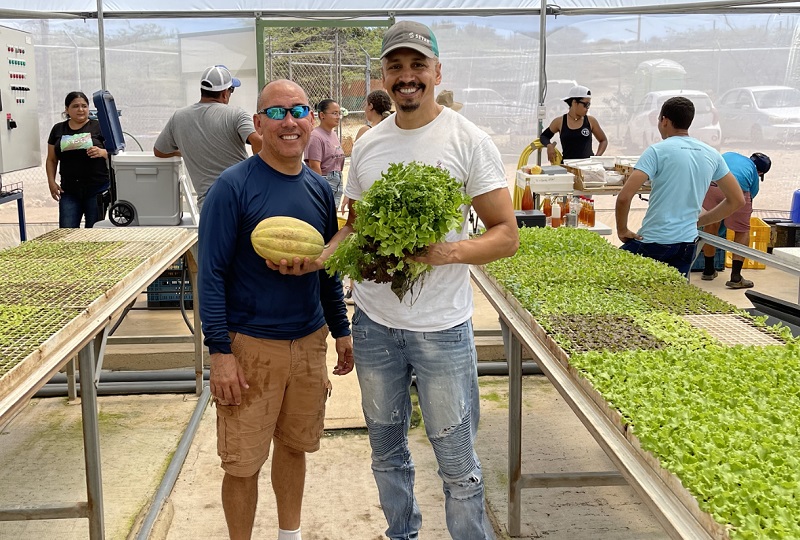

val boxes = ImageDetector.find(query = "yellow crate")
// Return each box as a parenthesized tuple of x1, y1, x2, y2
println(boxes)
(724, 216, 769, 269)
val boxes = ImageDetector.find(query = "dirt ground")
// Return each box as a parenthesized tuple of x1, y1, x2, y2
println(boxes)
(0, 394, 199, 540)
(0, 376, 669, 540)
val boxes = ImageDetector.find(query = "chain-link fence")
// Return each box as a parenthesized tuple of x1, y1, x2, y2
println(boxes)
(265, 31, 383, 154)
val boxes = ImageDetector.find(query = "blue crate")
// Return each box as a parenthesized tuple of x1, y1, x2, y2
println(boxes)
(147, 291, 193, 309)
(691, 223, 727, 272)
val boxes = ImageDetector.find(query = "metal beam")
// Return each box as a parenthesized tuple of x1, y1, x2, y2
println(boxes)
(0, 8, 80, 19)
(695, 231, 800, 277)
(0, 503, 89, 521)
(519, 471, 628, 489)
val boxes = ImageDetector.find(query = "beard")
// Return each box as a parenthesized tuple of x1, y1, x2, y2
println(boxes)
(393, 82, 425, 113)
(398, 102, 420, 113)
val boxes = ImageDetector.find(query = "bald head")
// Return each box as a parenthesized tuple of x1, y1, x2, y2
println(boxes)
(257, 79, 308, 112)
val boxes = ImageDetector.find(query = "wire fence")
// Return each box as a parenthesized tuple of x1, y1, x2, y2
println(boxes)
(265, 32, 384, 154)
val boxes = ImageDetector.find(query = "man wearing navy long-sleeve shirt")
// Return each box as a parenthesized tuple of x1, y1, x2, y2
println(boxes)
(198, 79, 353, 540)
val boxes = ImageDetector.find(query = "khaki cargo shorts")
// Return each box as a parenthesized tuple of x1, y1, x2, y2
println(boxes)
(215, 325, 331, 478)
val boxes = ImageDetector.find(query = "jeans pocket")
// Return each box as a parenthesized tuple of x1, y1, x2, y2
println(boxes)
(422, 323, 467, 343)
(351, 305, 363, 326)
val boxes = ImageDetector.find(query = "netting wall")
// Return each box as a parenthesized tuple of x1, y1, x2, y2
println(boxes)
(0, 12, 798, 248)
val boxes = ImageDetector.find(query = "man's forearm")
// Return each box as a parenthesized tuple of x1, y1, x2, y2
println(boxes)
(615, 199, 631, 233)
(698, 201, 742, 228)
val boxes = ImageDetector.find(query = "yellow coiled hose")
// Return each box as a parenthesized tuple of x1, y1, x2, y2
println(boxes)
(513, 139, 562, 209)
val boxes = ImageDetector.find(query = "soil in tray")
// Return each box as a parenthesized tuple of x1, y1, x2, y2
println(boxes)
(543, 314, 665, 354)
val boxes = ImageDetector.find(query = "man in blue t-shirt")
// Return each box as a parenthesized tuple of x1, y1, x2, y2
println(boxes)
(198, 79, 353, 540)
(699, 152, 771, 288)
(615, 96, 745, 276)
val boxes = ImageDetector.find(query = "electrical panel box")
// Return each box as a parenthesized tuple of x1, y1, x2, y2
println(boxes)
(0, 25, 40, 174)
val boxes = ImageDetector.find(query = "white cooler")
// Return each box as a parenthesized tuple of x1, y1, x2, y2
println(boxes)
(109, 152, 182, 226)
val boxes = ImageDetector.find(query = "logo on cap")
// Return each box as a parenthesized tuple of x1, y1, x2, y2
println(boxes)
(381, 21, 439, 59)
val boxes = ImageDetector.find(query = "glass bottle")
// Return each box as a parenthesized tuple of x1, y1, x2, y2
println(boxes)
(562, 195, 570, 216)
(587, 198, 596, 228)
(542, 195, 552, 218)
(521, 178, 534, 211)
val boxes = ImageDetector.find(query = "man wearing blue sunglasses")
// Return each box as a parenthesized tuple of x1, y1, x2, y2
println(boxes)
(198, 79, 353, 540)
(154, 64, 262, 210)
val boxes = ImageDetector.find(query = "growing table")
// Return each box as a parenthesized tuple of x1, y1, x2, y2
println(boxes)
(471, 266, 721, 540)
(0, 227, 197, 540)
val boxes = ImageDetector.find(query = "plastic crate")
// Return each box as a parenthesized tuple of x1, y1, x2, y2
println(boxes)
(725, 217, 769, 269)
(691, 245, 726, 272)
(146, 291, 193, 309)
(146, 260, 193, 309)
(691, 222, 727, 272)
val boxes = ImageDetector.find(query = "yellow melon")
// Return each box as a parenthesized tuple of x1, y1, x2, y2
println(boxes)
(251, 216, 324, 265)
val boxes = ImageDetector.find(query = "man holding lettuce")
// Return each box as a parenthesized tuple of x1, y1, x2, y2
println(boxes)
(271, 20, 518, 540)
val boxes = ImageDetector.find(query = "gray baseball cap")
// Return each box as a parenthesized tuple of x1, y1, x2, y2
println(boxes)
(200, 65, 241, 92)
(381, 21, 439, 59)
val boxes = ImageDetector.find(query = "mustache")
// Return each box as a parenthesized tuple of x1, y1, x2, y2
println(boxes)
(392, 82, 425, 93)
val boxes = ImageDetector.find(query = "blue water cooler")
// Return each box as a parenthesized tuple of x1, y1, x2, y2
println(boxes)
(791, 189, 800, 224)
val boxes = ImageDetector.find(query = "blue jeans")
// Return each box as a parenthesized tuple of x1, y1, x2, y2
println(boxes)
(59, 187, 108, 228)
(620, 238, 698, 277)
(352, 307, 495, 540)
(326, 170, 343, 209)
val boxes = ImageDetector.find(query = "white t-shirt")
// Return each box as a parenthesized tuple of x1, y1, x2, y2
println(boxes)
(345, 106, 507, 331)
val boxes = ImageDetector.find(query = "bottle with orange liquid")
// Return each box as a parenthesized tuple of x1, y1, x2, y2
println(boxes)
(587, 198, 596, 227)
(542, 195, 552, 218)
(578, 196, 586, 225)
(521, 178, 534, 211)
(562, 196, 570, 216)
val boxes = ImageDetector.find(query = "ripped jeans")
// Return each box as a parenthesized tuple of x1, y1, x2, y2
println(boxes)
(352, 307, 495, 540)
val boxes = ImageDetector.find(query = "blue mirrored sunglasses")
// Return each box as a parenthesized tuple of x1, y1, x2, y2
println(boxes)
(258, 105, 311, 120)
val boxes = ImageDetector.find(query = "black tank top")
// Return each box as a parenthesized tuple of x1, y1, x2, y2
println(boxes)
(560, 114, 593, 160)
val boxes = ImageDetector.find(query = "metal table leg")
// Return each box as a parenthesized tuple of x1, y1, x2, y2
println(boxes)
(16, 195, 26, 242)
(79, 336, 105, 540)
(66, 357, 78, 402)
(503, 318, 523, 537)
(185, 245, 203, 395)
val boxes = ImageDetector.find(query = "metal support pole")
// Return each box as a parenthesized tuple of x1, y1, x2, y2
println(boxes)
(66, 357, 77, 401)
(256, 18, 266, 90)
(536, 0, 548, 166)
(79, 337, 105, 540)
(96, 0, 106, 90)
(186, 245, 203, 395)
(16, 195, 26, 241)
(94, 327, 108, 385)
(506, 319, 523, 537)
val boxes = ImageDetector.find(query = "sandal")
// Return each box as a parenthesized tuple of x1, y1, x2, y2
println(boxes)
(725, 278, 754, 289)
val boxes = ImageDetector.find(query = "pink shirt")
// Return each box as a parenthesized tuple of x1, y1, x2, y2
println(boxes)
(304, 127, 345, 175)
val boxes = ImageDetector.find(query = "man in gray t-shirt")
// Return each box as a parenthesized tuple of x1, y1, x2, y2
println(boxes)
(154, 65, 262, 208)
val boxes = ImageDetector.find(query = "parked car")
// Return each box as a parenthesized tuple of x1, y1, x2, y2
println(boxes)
(625, 89, 721, 151)
(516, 79, 578, 121)
(457, 87, 534, 135)
(716, 85, 800, 144)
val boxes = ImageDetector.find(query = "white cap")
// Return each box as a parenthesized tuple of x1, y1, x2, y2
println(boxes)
(563, 85, 591, 101)
(200, 65, 241, 92)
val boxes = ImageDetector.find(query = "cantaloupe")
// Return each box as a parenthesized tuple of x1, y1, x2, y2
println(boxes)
(251, 216, 324, 265)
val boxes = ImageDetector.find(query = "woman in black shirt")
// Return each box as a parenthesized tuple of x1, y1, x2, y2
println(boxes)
(539, 85, 608, 163)
(46, 91, 110, 228)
